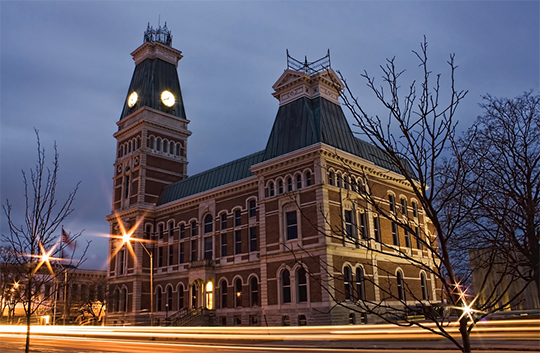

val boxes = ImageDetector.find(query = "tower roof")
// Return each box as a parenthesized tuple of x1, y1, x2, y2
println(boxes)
(119, 24, 186, 121)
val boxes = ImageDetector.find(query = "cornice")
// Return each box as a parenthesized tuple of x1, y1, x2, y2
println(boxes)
(131, 41, 183, 68)
(250, 143, 323, 175)
(115, 106, 191, 139)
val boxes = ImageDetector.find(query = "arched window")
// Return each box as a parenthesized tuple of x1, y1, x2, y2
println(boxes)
(349, 313, 356, 325)
(344, 175, 350, 190)
(235, 278, 242, 308)
(112, 288, 119, 312)
(163, 139, 168, 153)
(337, 174, 343, 188)
(397, 270, 405, 301)
(269, 182, 275, 197)
(178, 284, 184, 309)
(296, 174, 302, 189)
(175, 143, 181, 156)
(204, 214, 213, 234)
(137, 137, 141, 149)
(282, 269, 291, 304)
(305, 171, 312, 186)
(356, 267, 365, 300)
(344, 266, 353, 300)
(287, 177, 293, 192)
(250, 277, 258, 307)
(278, 180, 283, 194)
(329, 171, 335, 186)
(169, 141, 174, 154)
(421, 273, 429, 300)
(128, 141, 132, 153)
(220, 279, 228, 309)
(297, 268, 307, 302)
(149, 136, 154, 149)
(351, 178, 358, 192)
(156, 138, 162, 151)
(145, 224, 152, 240)
(167, 286, 173, 311)
(156, 288, 162, 312)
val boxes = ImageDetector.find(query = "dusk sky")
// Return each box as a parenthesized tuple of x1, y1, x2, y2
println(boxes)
(1, 1, 538, 270)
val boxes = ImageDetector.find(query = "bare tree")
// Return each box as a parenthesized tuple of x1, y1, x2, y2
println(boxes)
(2, 130, 88, 353)
(457, 92, 540, 307)
(0, 246, 19, 322)
(76, 278, 108, 325)
(286, 38, 527, 353)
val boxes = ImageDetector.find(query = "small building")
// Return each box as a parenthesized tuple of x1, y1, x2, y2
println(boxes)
(106, 24, 439, 326)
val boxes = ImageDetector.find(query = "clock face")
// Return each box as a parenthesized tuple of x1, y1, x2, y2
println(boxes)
(161, 90, 175, 107)
(127, 92, 138, 108)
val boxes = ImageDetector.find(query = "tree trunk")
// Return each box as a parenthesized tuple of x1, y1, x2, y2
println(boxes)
(459, 317, 472, 353)
(25, 312, 31, 353)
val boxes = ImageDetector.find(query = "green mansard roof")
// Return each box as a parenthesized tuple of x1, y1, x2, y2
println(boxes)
(157, 95, 403, 206)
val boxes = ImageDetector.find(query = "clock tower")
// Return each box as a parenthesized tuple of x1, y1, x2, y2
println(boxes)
(112, 23, 191, 212)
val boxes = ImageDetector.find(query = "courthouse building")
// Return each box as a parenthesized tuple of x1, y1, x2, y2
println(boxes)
(106, 24, 439, 326)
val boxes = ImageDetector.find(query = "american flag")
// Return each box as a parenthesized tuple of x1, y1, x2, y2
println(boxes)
(61, 227, 76, 250)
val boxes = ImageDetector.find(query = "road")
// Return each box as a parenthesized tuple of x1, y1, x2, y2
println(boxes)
(0, 319, 538, 352)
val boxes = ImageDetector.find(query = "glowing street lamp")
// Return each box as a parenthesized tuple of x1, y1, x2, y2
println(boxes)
(116, 216, 154, 326)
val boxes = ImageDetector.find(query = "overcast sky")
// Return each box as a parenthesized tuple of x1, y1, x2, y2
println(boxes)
(1, 1, 538, 270)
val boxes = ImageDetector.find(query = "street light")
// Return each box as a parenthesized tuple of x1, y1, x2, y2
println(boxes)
(119, 222, 154, 326)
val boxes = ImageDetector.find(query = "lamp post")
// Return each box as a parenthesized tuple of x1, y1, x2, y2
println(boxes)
(138, 241, 154, 326)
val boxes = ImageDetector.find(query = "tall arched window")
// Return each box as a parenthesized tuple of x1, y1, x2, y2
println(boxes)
(220, 279, 228, 309)
(204, 214, 213, 234)
(421, 273, 428, 300)
(169, 141, 174, 154)
(156, 138, 162, 151)
(121, 287, 127, 311)
(397, 270, 405, 301)
(278, 180, 284, 194)
(250, 277, 258, 307)
(178, 284, 184, 309)
(112, 288, 119, 312)
(297, 268, 307, 302)
(356, 267, 365, 300)
(296, 174, 302, 189)
(149, 136, 154, 149)
(287, 177, 293, 192)
(344, 266, 353, 300)
(156, 288, 162, 312)
(282, 269, 291, 304)
(269, 182, 275, 197)
(305, 171, 312, 186)
(163, 139, 168, 153)
(137, 137, 141, 149)
(235, 278, 242, 308)
(175, 143, 181, 156)
(329, 171, 335, 186)
(167, 286, 173, 311)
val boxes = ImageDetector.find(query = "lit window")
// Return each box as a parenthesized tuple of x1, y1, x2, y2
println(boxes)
(286, 211, 298, 240)
(235, 279, 242, 308)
